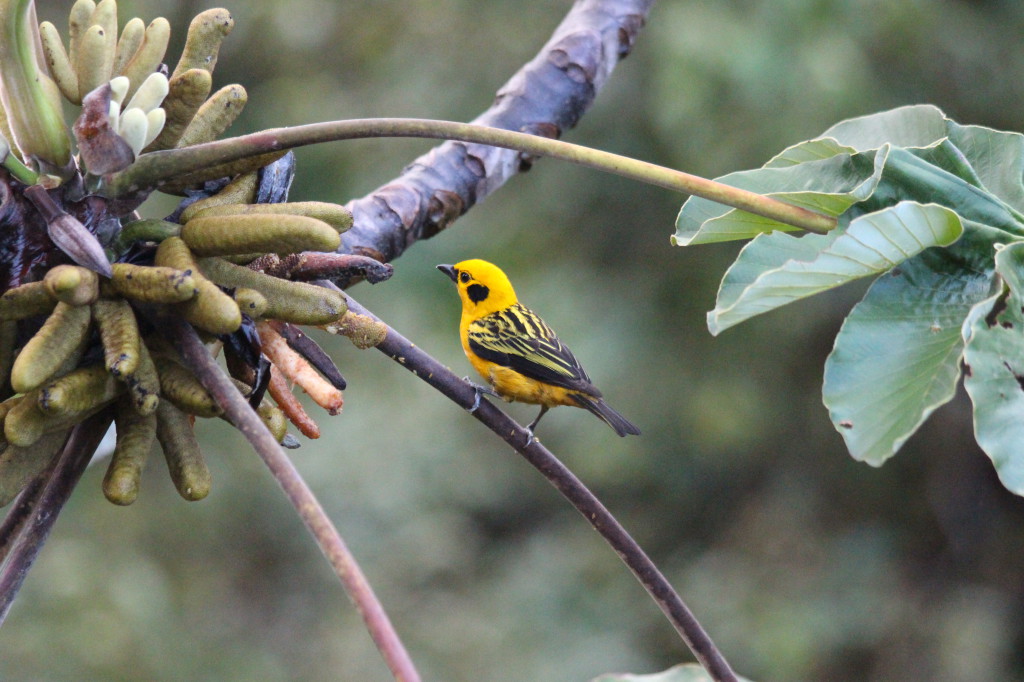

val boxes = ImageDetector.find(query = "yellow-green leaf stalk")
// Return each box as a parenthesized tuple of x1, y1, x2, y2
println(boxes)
(0, 0, 72, 177)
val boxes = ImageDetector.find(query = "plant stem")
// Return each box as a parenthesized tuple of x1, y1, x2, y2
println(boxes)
(106, 118, 836, 234)
(0, 414, 110, 626)
(341, 292, 740, 682)
(1, 149, 37, 185)
(155, 310, 421, 682)
(0, 0, 71, 172)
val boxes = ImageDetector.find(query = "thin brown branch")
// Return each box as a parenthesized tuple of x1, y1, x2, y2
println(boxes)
(342, 291, 740, 682)
(153, 310, 421, 682)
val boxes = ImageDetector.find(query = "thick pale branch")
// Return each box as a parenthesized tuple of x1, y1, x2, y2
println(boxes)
(341, 0, 658, 261)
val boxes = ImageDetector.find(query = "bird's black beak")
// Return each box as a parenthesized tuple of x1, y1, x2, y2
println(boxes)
(437, 264, 457, 282)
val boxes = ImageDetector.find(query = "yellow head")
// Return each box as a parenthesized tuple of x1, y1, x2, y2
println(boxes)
(437, 259, 519, 317)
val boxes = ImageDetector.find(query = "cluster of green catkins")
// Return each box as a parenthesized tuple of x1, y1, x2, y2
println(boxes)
(0, 2, 361, 507)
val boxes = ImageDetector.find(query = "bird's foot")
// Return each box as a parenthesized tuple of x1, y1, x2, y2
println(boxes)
(522, 406, 548, 447)
(464, 377, 498, 413)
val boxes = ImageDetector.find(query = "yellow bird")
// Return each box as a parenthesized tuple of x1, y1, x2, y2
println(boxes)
(438, 259, 640, 437)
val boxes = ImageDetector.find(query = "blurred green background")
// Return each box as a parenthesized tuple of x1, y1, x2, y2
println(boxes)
(5, 0, 1024, 680)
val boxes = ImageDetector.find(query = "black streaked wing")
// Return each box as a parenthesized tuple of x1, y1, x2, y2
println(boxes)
(467, 303, 600, 396)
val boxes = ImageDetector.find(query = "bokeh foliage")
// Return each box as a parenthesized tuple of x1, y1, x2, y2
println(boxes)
(3, 1, 1024, 681)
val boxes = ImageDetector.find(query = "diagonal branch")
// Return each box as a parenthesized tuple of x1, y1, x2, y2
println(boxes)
(152, 310, 421, 682)
(342, 291, 740, 682)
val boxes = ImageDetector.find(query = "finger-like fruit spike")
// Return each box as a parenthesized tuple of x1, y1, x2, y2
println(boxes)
(112, 218, 181, 251)
(4, 388, 106, 447)
(232, 287, 267, 318)
(190, 201, 354, 233)
(93, 298, 141, 376)
(178, 172, 257, 223)
(182, 214, 341, 257)
(257, 321, 343, 414)
(0, 281, 57, 320)
(68, 0, 97, 68)
(4, 391, 45, 446)
(75, 24, 115, 101)
(124, 71, 169, 113)
(117, 107, 148, 156)
(43, 264, 100, 306)
(38, 21, 78, 103)
(175, 83, 246, 148)
(109, 75, 129, 104)
(89, 0, 118, 47)
(103, 396, 156, 505)
(153, 355, 221, 417)
(123, 338, 159, 415)
(143, 68, 211, 153)
(37, 363, 122, 416)
(198, 257, 348, 325)
(10, 302, 92, 394)
(171, 8, 233, 81)
(119, 17, 170, 101)
(267, 365, 319, 439)
(143, 107, 166, 148)
(154, 237, 241, 335)
(110, 263, 197, 303)
(112, 16, 144, 76)
(257, 402, 287, 443)
(156, 400, 211, 501)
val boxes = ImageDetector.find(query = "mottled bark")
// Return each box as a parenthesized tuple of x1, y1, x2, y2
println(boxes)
(341, 0, 655, 262)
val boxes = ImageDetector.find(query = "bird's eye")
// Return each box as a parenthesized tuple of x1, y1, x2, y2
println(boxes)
(459, 272, 470, 283)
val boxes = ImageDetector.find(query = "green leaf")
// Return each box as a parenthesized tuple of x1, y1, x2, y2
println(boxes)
(590, 663, 755, 682)
(819, 104, 949, 151)
(946, 122, 1024, 214)
(822, 229, 999, 464)
(868, 145, 1024, 236)
(962, 241, 1024, 494)
(709, 202, 965, 335)
(764, 138, 858, 168)
(674, 149, 881, 245)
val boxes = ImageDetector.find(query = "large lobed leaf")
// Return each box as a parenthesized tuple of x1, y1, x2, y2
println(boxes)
(822, 228, 999, 465)
(675, 103, 1024, 493)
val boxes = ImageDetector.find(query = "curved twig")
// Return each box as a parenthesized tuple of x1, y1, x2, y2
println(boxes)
(153, 310, 421, 682)
(106, 119, 833, 236)
(342, 292, 740, 682)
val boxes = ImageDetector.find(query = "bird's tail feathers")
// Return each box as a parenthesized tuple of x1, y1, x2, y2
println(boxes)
(570, 394, 641, 437)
